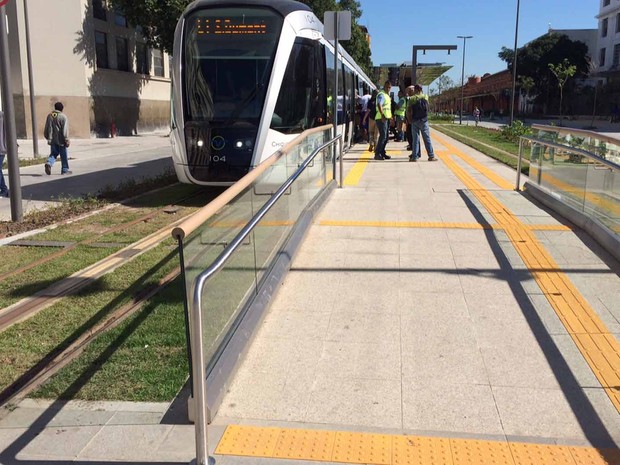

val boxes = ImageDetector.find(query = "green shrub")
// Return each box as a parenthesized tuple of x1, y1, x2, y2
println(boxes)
(499, 120, 532, 143)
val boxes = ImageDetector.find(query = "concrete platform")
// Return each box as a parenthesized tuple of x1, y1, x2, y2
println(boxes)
(0, 129, 618, 464)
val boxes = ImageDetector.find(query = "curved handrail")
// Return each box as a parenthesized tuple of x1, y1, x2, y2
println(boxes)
(521, 135, 620, 171)
(532, 124, 620, 149)
(190, 134, 341, 465)
(172, 124, 332, 241)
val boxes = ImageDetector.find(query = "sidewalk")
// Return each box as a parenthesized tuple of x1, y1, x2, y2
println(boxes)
(0, 133, 173, 222)
(0, 131, 618, 464)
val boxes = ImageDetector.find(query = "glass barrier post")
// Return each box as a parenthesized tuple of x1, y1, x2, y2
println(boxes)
(177, 238, 193, 399)
(516, 137, 524, 191)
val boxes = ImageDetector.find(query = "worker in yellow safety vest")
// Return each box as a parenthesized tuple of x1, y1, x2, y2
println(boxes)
(374, 80, 392, 160)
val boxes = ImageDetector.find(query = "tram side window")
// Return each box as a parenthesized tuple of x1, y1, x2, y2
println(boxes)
(271, 39, 326, 134)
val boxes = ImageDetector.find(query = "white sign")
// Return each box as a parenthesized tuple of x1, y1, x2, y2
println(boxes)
(323, 11, 351, 41)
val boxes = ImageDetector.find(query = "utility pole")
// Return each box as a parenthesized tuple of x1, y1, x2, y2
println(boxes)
(457, 35, 473, 125)
(509, 0, 521, 126)
(24, 0, 38, 156)
(0, 4, 24, 221)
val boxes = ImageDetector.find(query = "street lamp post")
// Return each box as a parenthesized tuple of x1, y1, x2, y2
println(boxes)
(457, 35, 473, 125)
(509, 0, 521, 126)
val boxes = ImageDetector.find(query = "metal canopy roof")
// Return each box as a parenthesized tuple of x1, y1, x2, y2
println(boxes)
(374, 63, 453, 87)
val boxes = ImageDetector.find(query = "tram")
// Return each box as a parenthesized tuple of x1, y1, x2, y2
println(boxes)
(170, 0, 375, 185)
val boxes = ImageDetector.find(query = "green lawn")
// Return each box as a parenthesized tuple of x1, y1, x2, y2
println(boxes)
(432, 124, 530, 175)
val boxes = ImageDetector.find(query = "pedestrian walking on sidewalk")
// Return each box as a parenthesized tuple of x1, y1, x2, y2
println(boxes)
(0, 111, 9, 198)
(407, 85, 437, 162)
(44, 102, 72, 175)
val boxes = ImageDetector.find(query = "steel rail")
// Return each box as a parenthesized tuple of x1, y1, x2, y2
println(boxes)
(190, 134, 341, 465)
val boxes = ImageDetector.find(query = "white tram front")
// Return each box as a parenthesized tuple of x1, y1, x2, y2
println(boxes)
(170, 0, 374, 185)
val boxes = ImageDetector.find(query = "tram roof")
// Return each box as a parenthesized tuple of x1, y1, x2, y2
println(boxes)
(185, 0, 311, 17)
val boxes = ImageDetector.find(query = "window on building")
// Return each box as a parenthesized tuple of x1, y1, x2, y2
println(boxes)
(603, 0, 610, 6)
(602, 18, 608, 37)
(600, 47, 607, 67)
(153, 49, 164, 77)
(136, 42, 150, 75)
(95, 31, 109, 69)
(116, 37, 129, 71)
(614, 44, 620, 67)
(114, 8, 127, 27)
(93, 0, 107, 21)
(616, 13, 620, 33)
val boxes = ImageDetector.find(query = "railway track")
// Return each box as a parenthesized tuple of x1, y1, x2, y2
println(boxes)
(0, 186, 221, 409)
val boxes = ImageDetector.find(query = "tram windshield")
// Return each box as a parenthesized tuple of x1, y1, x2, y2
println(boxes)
(183, 7, 283, 124)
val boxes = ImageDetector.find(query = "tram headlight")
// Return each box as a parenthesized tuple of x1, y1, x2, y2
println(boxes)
(197, 140, 204, 147)
(235, 140, 244, 149)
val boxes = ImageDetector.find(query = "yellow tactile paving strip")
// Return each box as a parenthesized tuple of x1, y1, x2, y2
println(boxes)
(343, 150, 400, 186)
(215, 425, 620, 464)
(319, 219, 571, 232)
(434, 135, 620, 412)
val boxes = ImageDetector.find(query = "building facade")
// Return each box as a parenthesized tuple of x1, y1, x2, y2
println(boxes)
(596, 0, 620, 73)
(2, 0, 172, 139)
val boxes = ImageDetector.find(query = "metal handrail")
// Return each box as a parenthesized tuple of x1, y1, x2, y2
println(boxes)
(516, 134, 620, 190)
(190, 134, 342, 465)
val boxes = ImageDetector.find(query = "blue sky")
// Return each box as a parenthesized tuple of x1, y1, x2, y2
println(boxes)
(358, 0, 599, 89)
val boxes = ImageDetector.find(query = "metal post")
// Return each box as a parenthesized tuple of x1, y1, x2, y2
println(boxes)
(509, 0, 521, 126)
(332, 11, 339, 181)
(0, 5, 24, 222)
(457, 36, 472, 125)
(192, 290, 212, 465)
(411, 47, 417, 86)
(339, 136, 343, 188)
(23, 0, 38, 157)
(515, 137, 523, 190)
(177, 239, 193, 398)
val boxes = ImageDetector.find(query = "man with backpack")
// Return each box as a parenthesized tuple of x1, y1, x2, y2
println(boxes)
(407, 85, 437, 162)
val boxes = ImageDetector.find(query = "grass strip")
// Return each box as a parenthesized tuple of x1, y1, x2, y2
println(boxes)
(0, 240, 183, 401)
(32, 275, 188, 402)
(432, 124, 530, 175)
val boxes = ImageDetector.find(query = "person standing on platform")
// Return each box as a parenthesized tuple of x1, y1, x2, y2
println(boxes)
(374, 81, 392, 160)
(474, 106, 481, 126)
(0, 111, 9, 198)
(404, 86, 418, 155)
(44, 102, 72, 175)
(394, 90, 407, 142)
(407, 85, 437, 162)
(367, 89, 378, 152)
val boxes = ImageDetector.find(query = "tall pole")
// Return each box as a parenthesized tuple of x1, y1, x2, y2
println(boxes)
(23, 0, 38, 156)
(457, 35, 472, 125)
(0, 5, 24, 221)
(509, 0, 521, 126)
(332, 11, 338, 181)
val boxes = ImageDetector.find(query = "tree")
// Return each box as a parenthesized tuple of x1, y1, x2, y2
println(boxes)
(108, 0, 190, 53)
(299, 0, 372, 74)
(498, 33, 588, 113)
(548, 59, 576, 125)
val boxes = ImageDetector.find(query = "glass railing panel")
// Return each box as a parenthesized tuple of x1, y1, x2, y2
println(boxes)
(251, 129, 329, 286)
(584, 161, 620, 235)
(182, 188, 258, 370)
(538, 142, 588, 212)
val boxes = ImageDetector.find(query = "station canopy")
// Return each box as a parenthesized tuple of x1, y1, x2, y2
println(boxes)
(373, 62, 453, 87)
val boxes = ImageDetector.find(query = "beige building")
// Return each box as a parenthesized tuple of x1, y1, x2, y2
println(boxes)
(2, 0, 172, 138)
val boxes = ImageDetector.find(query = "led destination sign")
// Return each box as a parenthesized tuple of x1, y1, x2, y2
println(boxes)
(196, 18, 268, 35)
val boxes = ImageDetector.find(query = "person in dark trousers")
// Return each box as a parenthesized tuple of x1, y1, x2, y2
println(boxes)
(44, 102, 71, 175)
(374, 81, 392, 160)
(407, 85, 437, 162)
(0, 111, 9, 197)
